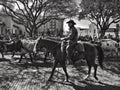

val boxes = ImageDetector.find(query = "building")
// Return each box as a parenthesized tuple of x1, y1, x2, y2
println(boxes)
(77, 27, 89, 37)
(76, 23, 118, 39)
(38, 18, 64, 37)
(0, 13, 13, 35)
(0, 13, 64, 37)
(0, 13, 25, 37)
(76, 24, 98, 39)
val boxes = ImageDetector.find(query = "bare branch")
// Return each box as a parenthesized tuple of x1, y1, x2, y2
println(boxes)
(0, 0, 78, 37)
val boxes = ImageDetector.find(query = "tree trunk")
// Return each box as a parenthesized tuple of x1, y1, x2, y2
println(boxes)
(30, 32, 33, 37)
(99, 28, 108, 39)
(27, 28, 37, 38)
(99, 33, 105, 39)
(26, 26, 38, 38)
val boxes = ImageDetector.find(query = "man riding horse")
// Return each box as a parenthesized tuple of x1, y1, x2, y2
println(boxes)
(61, 20, 84, 63)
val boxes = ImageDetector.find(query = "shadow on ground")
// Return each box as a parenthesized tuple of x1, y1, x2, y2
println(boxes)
(45, 80, 120, 90)
(0, 56, 120, 90)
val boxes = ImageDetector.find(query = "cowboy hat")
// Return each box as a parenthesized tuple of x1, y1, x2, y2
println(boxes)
(67, 20, 76, 25)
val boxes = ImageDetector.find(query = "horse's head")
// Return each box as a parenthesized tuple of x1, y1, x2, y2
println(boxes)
(36, 37, 61, 52)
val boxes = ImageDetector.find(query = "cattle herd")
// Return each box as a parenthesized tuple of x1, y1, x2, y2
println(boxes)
(0, 37, 120, 62)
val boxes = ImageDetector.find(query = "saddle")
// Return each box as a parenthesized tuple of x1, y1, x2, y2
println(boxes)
(75, 41, 85, 53)
(71, 41, 85, 60)
(62, 40, 85, 53)
(62, 40, 85, 60)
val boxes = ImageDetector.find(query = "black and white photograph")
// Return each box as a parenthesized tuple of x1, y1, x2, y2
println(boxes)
(0, 0, 120, 90)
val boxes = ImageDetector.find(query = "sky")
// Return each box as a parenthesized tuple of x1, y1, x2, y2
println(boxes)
(63, 17, 91, 31)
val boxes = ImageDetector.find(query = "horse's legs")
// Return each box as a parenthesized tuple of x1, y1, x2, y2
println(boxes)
(44, 52, 48, 63)
(19, 54, 24, 63)
(33, 53, 37, 60)
(60, 61, 69, 82)
(48, 60, 59, 81)
(84, 65, 91, 80)
(11, 51, 15, 58)
(1, 52, 4, 58)
(29, 53, 33, 63)
(88, 65, 92, 75)
(93, 64, 98, 80)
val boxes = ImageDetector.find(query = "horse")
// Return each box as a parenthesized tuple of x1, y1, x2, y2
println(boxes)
(0, 39, 23, 58)
(36, 37, 104, 81)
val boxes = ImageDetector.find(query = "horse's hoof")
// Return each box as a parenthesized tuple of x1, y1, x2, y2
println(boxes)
(94, 76, 98, 80)
(47, 78, 52, 82)
(31, 61, 35, 64)
(64, 77, 69, 82)
(84, 75, 90, 80)
(11, 56, 14, 58)
(64, 78, 69, 82)
(18, 61, 21, 63)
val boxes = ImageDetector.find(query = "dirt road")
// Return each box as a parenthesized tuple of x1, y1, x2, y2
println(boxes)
(0, 55, 120, 90)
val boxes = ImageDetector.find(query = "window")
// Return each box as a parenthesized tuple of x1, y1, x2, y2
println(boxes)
(50, 19, 56, 30)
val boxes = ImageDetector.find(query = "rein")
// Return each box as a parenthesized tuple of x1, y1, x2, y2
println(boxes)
(48, 40, 68, 52)
(43, 39, 61, 53)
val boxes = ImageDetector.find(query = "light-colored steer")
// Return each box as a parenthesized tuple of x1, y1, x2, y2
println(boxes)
(99, 39, 119, 57)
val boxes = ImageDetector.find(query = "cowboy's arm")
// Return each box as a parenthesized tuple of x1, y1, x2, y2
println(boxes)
(64, 30, 76, 40)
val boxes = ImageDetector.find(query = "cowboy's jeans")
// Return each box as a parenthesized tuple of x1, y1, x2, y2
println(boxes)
(66, 40, 76, 64)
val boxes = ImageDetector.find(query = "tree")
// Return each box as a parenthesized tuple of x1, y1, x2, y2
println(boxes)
(0, 0, 78, 37)
(79, 0, 120, 38)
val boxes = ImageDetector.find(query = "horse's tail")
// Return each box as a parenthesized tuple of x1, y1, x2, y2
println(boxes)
(95, 45, 104, 69)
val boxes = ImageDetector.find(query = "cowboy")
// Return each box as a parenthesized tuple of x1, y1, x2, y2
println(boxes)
(61, 20, 78, 63)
